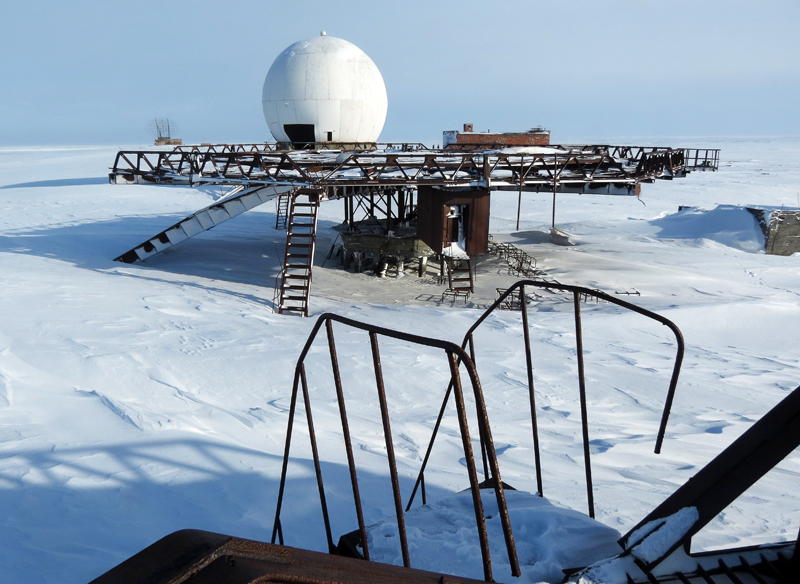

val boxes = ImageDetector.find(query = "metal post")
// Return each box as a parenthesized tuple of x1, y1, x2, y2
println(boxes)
(386, 189, 393, 232)
(271, 367, 301, 546)
(516, 161, 523, 231)
(520, 285, 544, 496)
(551, 156, 558, 231)
(325, 320, 370, 559)
(369, 333, 411, 568)
(406, 381, 453, 511)
(468, 335, 490, 481)
(446, 351, 494, 582)
(573, 291, 595, 518)
(299, 365, 337, 552)
(459, 352, 521, 578)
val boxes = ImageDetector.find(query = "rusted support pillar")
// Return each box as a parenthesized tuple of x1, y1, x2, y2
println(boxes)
(418, 256, 427, 277)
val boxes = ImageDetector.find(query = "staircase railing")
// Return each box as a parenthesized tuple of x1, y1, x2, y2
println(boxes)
(406, 280, 684, 519)
(276, 192, 320, 316)
(271, 313, 521, 582)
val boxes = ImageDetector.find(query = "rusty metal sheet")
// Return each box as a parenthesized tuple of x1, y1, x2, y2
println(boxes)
(89, 529, 488, 584)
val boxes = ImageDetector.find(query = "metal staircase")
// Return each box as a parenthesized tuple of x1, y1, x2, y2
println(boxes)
(114, 184, 294, 264)
(442, 257, 474, 302)
(275, 192, 320, 316)
(275, 193, 291, 230)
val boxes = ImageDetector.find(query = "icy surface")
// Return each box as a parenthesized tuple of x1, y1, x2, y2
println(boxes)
(0, 139, 799, 583)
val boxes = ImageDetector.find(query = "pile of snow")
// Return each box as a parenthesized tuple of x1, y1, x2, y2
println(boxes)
(651, 205, 765, 252)
(367, 489, 621, 583)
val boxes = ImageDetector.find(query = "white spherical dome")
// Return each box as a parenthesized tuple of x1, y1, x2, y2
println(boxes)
(262, 33, 388, 145)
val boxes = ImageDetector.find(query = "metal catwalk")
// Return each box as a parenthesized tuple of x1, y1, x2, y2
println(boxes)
(109, 142, 720, 194)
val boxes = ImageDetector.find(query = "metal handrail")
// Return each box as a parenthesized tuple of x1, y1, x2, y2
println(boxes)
(407, 280, 684, 519)
(271, 313, 521, 582)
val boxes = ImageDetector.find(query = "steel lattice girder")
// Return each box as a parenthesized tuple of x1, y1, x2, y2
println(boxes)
(109, 144, 719, 191)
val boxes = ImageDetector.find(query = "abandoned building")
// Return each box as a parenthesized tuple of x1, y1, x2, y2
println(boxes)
(108, 34, 720, 315)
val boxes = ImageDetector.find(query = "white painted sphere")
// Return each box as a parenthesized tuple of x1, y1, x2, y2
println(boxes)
(262, 33, 388, 145)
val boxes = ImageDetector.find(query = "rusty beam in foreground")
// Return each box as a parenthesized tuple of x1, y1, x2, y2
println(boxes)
(89, 529, 486, 584)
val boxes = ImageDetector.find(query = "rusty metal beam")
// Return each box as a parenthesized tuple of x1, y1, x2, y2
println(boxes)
(90, 529, 489, 584)
(108, 143, 719, 191)
(621, 383, 800, 573)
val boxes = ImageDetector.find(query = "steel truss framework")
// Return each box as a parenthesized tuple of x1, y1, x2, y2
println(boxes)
(109, 143, 720, 194)
(340, 187, 416, 232)
(107, 142, 720, 316)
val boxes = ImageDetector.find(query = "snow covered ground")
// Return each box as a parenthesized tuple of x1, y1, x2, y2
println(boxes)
(0, 138, 798, 583)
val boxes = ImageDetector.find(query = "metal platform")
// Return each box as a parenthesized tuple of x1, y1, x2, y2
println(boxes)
(107, 142, 720, 315)
(109, 143, 719, 194)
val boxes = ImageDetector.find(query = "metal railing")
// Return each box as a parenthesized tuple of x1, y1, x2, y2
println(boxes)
(109, 144, 720, 190)
(270, 282, 685, 580)
(406, 281, 685, 520)
(683, 148, 721, 171)
(271, 313, 521, 582)
(171, 142, 431, 154)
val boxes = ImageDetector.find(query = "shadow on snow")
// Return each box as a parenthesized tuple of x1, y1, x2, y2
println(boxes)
(0, 436, 451, 584)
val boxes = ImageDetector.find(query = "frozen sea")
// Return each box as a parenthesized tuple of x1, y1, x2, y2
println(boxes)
(0, 137, 798, 583)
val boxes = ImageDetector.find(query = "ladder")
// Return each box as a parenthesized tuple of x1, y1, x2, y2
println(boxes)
(276, 192, 320, 316)
(442, 257, 473, 302)
(275, 193, 291, 230)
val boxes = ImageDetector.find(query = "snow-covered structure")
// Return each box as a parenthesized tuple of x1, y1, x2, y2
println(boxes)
(261, 32, 388, 146)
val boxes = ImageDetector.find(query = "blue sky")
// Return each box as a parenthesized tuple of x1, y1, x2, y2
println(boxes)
(2, 0, 798, 146)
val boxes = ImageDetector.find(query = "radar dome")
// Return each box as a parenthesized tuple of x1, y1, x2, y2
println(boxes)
(262, 33, 388, 146)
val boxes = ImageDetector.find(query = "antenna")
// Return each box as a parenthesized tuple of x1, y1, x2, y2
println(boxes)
(146, 118, 182, 146)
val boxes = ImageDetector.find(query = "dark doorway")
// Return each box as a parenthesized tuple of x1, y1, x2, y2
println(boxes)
(284, 124, 316, 148)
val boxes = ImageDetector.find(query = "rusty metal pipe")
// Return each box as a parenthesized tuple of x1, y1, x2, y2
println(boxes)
(455, 350, 522, 578)
(302, 364, 336, 553)
(405, 379, 453, 512)
(447, 351, 494, 582)
(271, 366, 301, 545)
(573, 291, 595, 519)
(520, 284, 544, 497)
(326, 320, 370, 560)
(467, 335, 491, 482)
(369, 332, 411, 568)
(278, 313, 522, 581)
(461, 280, 684, 454)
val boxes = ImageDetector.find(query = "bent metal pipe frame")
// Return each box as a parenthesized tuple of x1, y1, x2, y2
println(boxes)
(270, 313, 521, 582)
(406, 281, 685, 520)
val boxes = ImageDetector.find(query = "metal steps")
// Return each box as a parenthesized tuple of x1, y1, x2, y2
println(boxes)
(276, 193, 320, 316)
(442, 257, 474, 302)
(275, 192, 291, 230)
(114, 184, 295, 263)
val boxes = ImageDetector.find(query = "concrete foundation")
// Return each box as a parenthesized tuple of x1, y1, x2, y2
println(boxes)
(766, 210, 800, 256)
